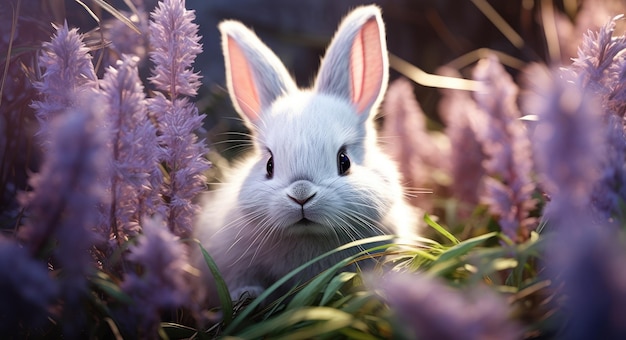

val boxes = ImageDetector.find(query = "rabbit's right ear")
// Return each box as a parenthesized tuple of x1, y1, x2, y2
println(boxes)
(219, 21, 297, 124)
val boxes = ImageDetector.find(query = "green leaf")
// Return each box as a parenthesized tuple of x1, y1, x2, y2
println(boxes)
(319, 272, 357, 306)
(434, 231, 498, 264)
(197, 241, 233, 325)
(233, 307, 354, 339)
(338, 291, 379, 314)
(222, 236, 394, 335)
(286, 245, 385, 310)
(338, 327, 382, 340)
(424, 214, 459, 244)
(91, 272, 133, 305)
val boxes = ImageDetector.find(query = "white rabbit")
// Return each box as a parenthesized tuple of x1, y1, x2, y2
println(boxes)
(196, 5, 416, 303)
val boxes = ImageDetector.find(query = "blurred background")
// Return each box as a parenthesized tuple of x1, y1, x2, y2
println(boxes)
(5, 0, 611, 128)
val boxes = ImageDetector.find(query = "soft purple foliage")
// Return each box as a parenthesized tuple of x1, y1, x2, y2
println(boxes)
(18, 97, 110, 335)
(148, 0, 209, 237)
(120, 215, 191, 334)
(0, 235, 58, 334)
(371, 272, 521, 340)
(471, 55, 537, 241)
(101, 55, 162, 241)
(30, 21, 97, 146)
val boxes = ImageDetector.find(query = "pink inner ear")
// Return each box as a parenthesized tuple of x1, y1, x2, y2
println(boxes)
(227, 36, 261, 121)
(350, 18, 384, 114)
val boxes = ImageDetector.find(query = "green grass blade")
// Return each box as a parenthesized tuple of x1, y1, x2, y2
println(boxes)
(286, 263, 356, 310)
(286, 243, 388, 311)
(424, 214, 459, 244)
(197, 241, 233, 325)
(222, 235, 394, 335)
(433, 231, 498, 264)
(233, 307, 354, 339)
(319, 272, 357, 306)
(91, 272, 133, 305)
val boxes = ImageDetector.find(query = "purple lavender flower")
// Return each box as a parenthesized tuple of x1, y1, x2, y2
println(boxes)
(438, 67, 486, 207)
(30, 21, 97, 147)
(100, 55, 162, 241)
(370, 272, 521, 340)
(18, 94, 110, 336)
(381, 78, 449, 208)
(120, 215, 191, 335)
(147, 0, 209, 238)
(522, 64, 604, 220)
(148, 0, 202, 98)
(0, 235, 58, 335)
(568, 18, 626, 224)
(149, 94, 208, 237)
(471, 55, 537, 242)
(571, 15, 626, 98)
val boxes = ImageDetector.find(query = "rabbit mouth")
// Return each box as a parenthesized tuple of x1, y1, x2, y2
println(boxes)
(288, 218, 327, 234)
(296, 218, 315, 226)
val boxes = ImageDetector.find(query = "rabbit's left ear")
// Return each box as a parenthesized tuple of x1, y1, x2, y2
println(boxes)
(219, 21, 297, 125)
(314, 5, 388, 119)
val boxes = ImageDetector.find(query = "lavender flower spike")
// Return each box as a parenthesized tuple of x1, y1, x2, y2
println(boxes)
(101, 55, 161, 240)
(438, 66, 486, 207)
(522, 64, 604, 220)
(18, 94, 110, 336)
(472, 55, 537, 242)
(571, 15, 626, 98)
(381, 78, 449, 209)
(148, 0, 209, 237)
(31, 21, 97, 146)
(149, 0, 202, 98)
(120, 215, 192, 336)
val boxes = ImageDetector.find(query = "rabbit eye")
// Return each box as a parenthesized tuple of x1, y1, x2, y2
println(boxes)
(266, 155, 274, 179)
(337, 149, 350, 175)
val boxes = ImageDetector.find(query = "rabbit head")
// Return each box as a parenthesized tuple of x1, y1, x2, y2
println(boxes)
(218, 5, 408, 240)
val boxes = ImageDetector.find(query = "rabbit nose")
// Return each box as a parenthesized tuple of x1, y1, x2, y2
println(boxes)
(288, 192, 316, 206)
(287, 181, 316, 206)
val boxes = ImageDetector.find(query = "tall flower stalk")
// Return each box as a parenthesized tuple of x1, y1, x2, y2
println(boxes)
(438, 67, 487, 208)
(522, 64, 604, 225)
(148, 0, 209, 238)
(381, 78, 449, 209)
(120, 215, 192, 335)
(18, 98, 110, 336)
(30, 21, 97, 147)
(101, 55, 162, 243)
(473, 56, 537, 242)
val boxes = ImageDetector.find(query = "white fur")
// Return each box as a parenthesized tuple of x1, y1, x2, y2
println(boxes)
(195, 5, 416, 303)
